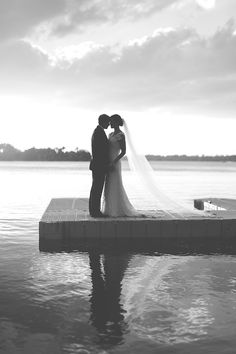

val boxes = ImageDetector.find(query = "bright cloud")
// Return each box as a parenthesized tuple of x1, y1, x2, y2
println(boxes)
(196, 0, 216, 10)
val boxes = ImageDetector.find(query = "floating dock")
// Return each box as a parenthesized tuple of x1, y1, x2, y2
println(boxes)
(39, 198, 236, 252)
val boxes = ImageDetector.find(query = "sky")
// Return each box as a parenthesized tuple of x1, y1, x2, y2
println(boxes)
(0, 0, 236, 155)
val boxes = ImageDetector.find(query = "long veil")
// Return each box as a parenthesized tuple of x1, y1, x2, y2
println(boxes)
(123, 120, 204, 218)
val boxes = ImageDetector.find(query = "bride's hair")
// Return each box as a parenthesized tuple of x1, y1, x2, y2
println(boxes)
(110, 114, 124, 126)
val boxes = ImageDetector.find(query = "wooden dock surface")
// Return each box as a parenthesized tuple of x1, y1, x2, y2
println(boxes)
(39, 198, 236, 247)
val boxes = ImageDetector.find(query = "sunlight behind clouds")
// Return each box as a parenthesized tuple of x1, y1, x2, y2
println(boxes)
(1, 96, 236, 156)
(0, 0, 235, 154)
(52, 42, 103, 65)
(196, 0, 216, 10)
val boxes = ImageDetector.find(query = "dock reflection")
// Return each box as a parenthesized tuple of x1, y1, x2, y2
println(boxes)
(89, 251, 131, 346)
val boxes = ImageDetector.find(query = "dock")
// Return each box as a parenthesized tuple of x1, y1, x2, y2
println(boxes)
(39, 198, 236, 252)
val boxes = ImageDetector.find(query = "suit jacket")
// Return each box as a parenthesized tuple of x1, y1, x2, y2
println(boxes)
(89, 125, 109, 172)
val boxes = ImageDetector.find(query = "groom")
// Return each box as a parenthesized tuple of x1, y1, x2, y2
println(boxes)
(89, 114, 110, 217)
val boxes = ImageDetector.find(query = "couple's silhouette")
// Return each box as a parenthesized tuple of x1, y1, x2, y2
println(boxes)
(89, 251, 130, 346)
(89, 114, 140, 218)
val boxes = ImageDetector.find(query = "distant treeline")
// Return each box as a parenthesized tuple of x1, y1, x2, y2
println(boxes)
(146, 154, 236, 162)
(0, 144, 91, 161)
(0, 144, 235, 162)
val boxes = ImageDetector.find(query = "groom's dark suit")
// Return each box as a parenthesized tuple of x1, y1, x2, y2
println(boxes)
(89, 125, 109, 216)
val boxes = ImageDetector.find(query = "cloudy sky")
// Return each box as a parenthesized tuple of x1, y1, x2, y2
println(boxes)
(0, 0, 236, 155)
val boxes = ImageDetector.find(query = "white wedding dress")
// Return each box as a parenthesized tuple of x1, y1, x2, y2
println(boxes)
(103, 121, 206, 219)
(103, 131, 140, 217)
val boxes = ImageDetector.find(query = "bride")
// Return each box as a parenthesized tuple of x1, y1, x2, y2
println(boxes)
(102, 114, 141, 217)
(102, 115, 205, 219)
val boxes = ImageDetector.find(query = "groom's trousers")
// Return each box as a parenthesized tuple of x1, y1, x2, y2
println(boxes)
(89, 170, 106, 216)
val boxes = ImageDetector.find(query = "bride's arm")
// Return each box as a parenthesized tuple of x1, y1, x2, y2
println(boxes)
(113, 134, 126, 164)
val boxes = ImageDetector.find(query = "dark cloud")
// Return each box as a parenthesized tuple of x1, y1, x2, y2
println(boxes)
(0, 0, 66, 40)
(52, 0, 178, 36)
(56, 21, 236, 116)
(0, 22, 236, 117)
(0, 0, 178, 40)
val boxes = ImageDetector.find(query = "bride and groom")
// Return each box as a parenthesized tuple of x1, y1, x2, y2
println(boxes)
(89, 114, 204, 219)
(89, 114, 140, 218)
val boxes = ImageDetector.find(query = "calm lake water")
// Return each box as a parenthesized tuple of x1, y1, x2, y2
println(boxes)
(1, 161, 236, 354)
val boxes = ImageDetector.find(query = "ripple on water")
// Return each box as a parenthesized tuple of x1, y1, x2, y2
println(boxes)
(1, 162, 236, 353)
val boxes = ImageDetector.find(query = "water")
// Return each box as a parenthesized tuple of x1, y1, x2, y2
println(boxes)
(0, 161, 236, 354)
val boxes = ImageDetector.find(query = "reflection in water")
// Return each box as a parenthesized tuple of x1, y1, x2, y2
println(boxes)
(1, 162, 236, 353)
(89, 252, 130, 347)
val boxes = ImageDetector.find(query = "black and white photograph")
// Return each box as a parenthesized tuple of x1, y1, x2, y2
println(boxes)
(1, 0, 236, 353)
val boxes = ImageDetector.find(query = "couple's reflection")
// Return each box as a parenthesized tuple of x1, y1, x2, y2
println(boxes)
(89, 251, 131, 346)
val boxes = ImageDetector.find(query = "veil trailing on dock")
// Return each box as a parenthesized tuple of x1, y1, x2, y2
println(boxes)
(123, 120, 203, 218)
